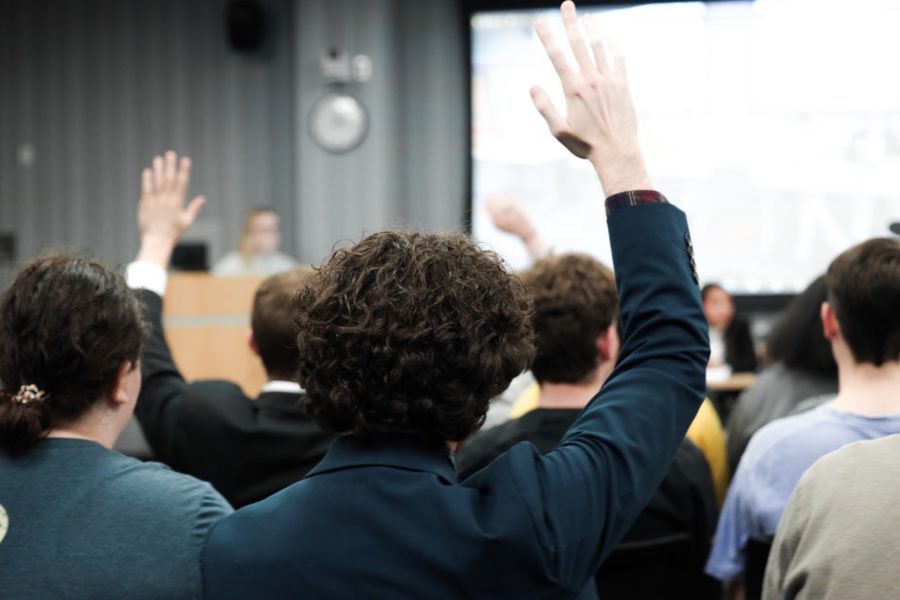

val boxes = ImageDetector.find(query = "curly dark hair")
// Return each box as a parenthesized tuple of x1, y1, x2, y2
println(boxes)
(522, 253, 618, 384)
(0, 254, 146, 454)
(294, 231, 535, 442)
(826, 238, 900, 366)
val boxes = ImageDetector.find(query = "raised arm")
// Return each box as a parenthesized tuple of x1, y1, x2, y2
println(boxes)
(495, 1, 707, 587)
(128, 151, 206, 459)
(485, 195, 549, 260)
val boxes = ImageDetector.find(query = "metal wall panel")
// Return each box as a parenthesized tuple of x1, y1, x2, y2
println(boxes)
(0, 0, 466, 272)
(0, 0, 296, 268)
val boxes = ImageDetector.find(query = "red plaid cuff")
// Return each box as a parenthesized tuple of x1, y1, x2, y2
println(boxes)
(605, 190, 668, 217)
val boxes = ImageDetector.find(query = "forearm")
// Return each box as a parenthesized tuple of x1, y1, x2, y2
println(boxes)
(541, 201, 708, 578)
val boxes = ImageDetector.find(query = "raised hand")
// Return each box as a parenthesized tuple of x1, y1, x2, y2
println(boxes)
(136, 150, 206, 267)
(485, 195, 548, 259)
(531, 1, 651, 196)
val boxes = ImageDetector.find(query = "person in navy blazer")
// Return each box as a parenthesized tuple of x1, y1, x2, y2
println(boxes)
(201, 2, 709, 598)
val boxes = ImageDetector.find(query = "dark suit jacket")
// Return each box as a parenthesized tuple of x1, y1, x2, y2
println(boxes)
(136, 290, 333, 508)
(458, 409, 719, 599)
(201, 202, 709, 598)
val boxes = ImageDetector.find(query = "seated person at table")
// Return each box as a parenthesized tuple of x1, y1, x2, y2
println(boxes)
(201, 4, 709, 597)
(702, 283, 757, 373)
(0, 254, 232, 599)
(725, 275, 838, 472)
(127, 152, 333, 508)
(213, 207, 297, 276)
(457, 253, 719, 599)
(706, 238, 900, 596)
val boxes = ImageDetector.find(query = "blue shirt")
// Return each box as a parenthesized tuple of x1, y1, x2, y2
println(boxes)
(706, 400, 900, 582)
(0, 438, 232, 599)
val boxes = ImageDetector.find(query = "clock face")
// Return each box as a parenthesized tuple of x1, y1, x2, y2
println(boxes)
(309, 92, 369, 153)
(0, 504, 8, 544)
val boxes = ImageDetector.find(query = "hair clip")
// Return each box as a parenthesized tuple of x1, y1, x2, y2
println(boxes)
(12, 384, 48, 405)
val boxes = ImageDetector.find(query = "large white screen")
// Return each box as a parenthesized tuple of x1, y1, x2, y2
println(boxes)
(471, 1, 900, 292)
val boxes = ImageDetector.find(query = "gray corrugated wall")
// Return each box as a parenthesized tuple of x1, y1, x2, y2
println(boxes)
(0, 0, 466, 273)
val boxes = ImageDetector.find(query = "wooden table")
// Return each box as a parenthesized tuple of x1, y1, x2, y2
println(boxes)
(707, 372, 757, 393)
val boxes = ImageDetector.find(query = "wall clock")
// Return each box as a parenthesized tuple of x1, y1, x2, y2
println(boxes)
(309, 92, 369, 153)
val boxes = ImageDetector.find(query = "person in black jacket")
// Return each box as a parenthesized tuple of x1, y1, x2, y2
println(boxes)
(702, 283, 757, 372)
(457, 253, 719, 600)
(125, 153, 332, 507)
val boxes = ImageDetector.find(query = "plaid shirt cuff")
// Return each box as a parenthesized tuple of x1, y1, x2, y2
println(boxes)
(605, 190, 668, 217)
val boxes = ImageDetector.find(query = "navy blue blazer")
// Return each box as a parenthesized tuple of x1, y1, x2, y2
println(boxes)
(202, 201, 709, 599)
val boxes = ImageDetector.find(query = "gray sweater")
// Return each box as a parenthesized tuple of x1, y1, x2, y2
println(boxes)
(764, 434, 900, 599)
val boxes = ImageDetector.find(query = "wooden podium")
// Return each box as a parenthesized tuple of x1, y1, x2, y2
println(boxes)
(162, 274, 267, 396)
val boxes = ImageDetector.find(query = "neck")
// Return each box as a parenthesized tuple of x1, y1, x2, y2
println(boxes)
(45, 406, 124, 450)
(537, 365, 610, 410)
(831, 359, 900, 417)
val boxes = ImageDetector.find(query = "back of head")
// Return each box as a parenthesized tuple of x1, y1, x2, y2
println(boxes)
(294, 230, 535, 443)
(766, 275, 836, 376)
(251, 266, 315, 380)
(522, 253, 618, 385)
(0, 254, 145, 454)
(826, 238, 900, 366)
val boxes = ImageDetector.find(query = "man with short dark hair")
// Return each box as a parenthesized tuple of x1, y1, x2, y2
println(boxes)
(707, 238, 900, 596)
(127, 225, 332, 507)
(458, 253, 719, 599)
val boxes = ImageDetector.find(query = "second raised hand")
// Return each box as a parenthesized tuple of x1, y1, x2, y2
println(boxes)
(530, 1, 651, 197)
(136, 150, 207, 268)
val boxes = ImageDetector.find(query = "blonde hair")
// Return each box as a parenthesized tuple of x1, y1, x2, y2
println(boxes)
(238, 208, 278, 265)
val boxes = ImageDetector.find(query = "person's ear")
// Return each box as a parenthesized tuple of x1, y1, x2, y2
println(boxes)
(821, 301, 840, 340)
(597, 324, 620, 364)
(248, 330, 260, 357)
(109, 361, 138, 408)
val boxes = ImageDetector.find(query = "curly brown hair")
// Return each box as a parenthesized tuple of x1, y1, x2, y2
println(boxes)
(294, 231, 535, 442)
(522, 253, 618, 384)
(0, 254, 146, 454)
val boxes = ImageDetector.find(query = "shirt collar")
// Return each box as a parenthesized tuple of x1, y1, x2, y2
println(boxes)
(261, 380, 304, 394)
(306, 433, 458, 484)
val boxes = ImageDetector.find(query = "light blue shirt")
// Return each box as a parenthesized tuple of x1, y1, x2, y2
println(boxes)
(706, 400, 900, 582)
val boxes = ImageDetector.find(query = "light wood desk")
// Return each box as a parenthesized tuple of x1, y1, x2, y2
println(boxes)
(707, 372, 757, 393)
(162, 274, 267, 397)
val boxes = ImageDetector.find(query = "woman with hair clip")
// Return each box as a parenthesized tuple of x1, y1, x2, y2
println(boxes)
(0, 153, 232, 599)
(725, 275, 839, 472)
(213, 207, 297, 276)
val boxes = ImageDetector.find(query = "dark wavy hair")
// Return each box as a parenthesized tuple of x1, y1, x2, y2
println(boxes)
(765, 275, 836, 376)
(0, 254, 146, 454)
(826, 238, 900, 366)
(294, 231, 535, 442)
(523, 253, 618, 384)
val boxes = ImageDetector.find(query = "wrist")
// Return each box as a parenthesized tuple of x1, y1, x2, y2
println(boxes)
(589, 150, 652, 197)
(136, 234, 177, 268)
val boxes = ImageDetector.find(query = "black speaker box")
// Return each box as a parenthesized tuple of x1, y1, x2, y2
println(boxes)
(227, 0, 265, 52)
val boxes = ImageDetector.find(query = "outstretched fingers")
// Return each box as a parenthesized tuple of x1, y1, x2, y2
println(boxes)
(175, 156, 192, 199)
(582, 14, 609, 75)
(561, 0, 595, 74)
(535, 18, 574, 86)
(530, 86, 568, 137)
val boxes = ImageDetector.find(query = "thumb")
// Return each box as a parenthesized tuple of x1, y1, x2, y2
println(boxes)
(183, 195, 207, 227)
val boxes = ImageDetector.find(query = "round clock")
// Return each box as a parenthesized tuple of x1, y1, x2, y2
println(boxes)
(309, 92, 369, 153)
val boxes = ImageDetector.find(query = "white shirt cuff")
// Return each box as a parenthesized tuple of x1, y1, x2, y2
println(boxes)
(126, 261, 168, 296)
